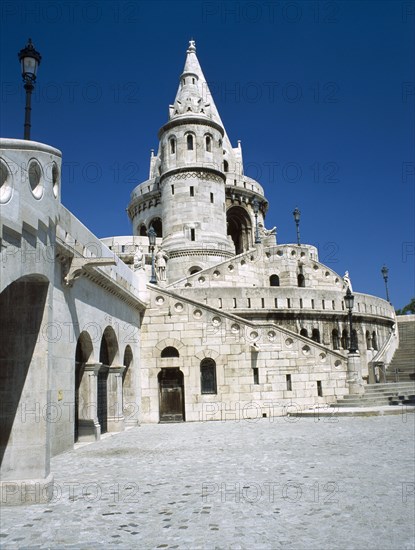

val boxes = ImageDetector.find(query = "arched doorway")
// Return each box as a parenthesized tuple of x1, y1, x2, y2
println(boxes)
(158, 368, 185, 423)
(74, 331, 93, 442)
(150, 217, 163, 238)
(98, 326, 118, 435)
(226, 206, 252, 254)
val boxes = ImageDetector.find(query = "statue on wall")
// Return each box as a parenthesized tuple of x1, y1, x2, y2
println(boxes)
(258, 223, 277, 237)
(133, 245, 144, 271)
(343, 270, 353, 291)
(155, 247, 169, 281)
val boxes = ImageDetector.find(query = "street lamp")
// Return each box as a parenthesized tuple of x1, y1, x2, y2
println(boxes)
(344, 287, 357, 353)
(381, 265, 390, 303)
(18, 38, 41, 140)
(293, 207, 301, 245)
(147, 226, 157, 284)
(252, 197, 261, 244)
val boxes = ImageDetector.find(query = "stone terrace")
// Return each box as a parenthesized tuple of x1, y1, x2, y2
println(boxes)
(1, 415, 414, 549)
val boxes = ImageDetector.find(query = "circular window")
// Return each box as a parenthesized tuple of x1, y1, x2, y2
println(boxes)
(313, 265, 319, 271)
(28, 159, 43, 199)
(198, 276, 206, 285)
(228, 264, 234, 272)
(300, 252, 305, 257)
(52, 162, 60, 198)
(213, 270, 220, 278)
(185, 282, 192, 287)
(285, 338, 293, 348)
(193, 309, 202, 319)
(291, 250, 296, 257)
(249, 331, 259, 340)
(174, 302, 184, 312)
(319, 352, 327, 362)
(0, 159, 13, 204)
(277, 250, 283, 257)
(302, 345, 311, 355)
(155, 296, 165, 305)
(325, 271, 330, 278)
(240, 259, 246, 266)
(268, 330, 276, 341)
(334, 360, 342, 369)
(212, 316, 221, 326)
(231, 323, 240, 333)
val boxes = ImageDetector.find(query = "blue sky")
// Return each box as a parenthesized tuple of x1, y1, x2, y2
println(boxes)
(1, 0, 414, 308)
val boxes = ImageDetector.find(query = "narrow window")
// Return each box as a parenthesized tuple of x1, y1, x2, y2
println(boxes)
(171, 184, 174, 195)
(274, 298, 278, 308)
(192, 77, 195, 84)
(190, 186, 194, 197)
(247, 298, 251, 308)
(187, 134, 194, 150)
(300, 298, 303, 309)
(206, 135, 212, 152)
(253, 368, 259, 385)
(223, 160, 229, 172)
(287, 298, 291, 308)
(170, 138, 176, 154)
(233, 298, 237, 308)
(210, 192, 214, 203)
(312, 329, 320, 343)
(311, 299, 315, 309)
(300, 328, 308, 338)
(317, 381, 323, 397)
(332, 300, 335, 310)
(218, 298, 222, 309)
(121, 245, 125, 253)
(190, 228, 195, 241)
(332, 329, 340, 350)
(201, 359, 217, 394)
(286, 374, 292, 391)
(322, 300, 325, 310)
(261, 298, 265, 308)
(297, 274, 305, 287)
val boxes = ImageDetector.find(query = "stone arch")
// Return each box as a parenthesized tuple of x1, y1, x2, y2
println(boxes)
(98, 326, 119, 435)
(0, 275, 49, 482)
(139, 223, 147, 236)
(226, 205, 252, 254)
(156, 338, 184, 352)
(122, 345, 136, 426)
(161, 346, 179, 358)
(189, 266, 202, 275)
(149, 217, 162, 238)
(300, 328, 308, 338)
(100, 326, 118, 366)
(195, 349, 220, 362)
(74, 331, 94, 442)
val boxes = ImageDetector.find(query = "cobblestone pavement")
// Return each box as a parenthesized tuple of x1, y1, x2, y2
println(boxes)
(1, 414, 414, 549)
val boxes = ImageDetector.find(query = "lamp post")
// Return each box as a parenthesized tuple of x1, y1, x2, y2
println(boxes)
(381, 265, 390, 303)
(147, 226, 157, 284)
(252, 197, 261, 244)
(18, 39, 41, 140)
(293, 207, 301, 245)
(344, 287, 357, 353)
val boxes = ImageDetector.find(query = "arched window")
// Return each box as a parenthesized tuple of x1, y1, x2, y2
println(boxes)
(332, 329, 340, 350)
(149, 218, 163, 238)
(139, 224, 147, 236)
(223, 160, 229, 172)
(297, 274, 305, 288)
(312, 329, 321, 343)
(205, 135, 212, 152)
(189, 266, 202, 275)
(366, 330, 372, 350)
(341, 329, 349, 350)
(187, 134, 194, 150)
(300, 328, 308, 338)
(170, 137, 176, 154)
(200, 358, 217, 394)
(270, 274, 280, 287)
(372, 331, 378, 351)
(161, 346, 179, 358)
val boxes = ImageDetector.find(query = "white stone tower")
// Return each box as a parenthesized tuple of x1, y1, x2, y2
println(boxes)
(128, 41, 271, 282)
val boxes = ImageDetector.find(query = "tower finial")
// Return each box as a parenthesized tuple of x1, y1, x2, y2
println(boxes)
(187, 39, 196, 53)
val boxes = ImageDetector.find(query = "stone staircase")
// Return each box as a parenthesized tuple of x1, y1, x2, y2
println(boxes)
(385, 316, 415, 382)
(335, 382, 415, 407)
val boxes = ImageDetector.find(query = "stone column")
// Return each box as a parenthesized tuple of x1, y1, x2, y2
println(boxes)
(107, 366, 126, 433)
(77, 363, 101, 441)
(346, 352, 365, 395)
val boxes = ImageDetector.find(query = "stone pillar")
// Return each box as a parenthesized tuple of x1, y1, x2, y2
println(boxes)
(77, 363, 101, 441)
(346, 352, 365, 395)
(107, 366, 126, 433)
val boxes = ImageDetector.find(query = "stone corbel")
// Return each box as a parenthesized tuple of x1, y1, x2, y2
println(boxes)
(64, 257, 117, 287)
